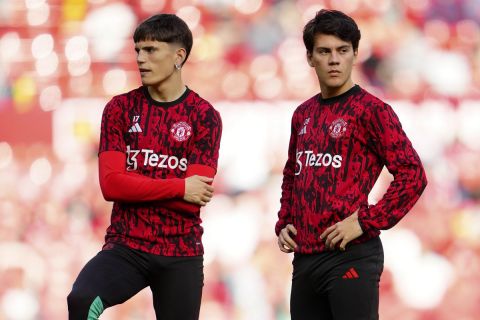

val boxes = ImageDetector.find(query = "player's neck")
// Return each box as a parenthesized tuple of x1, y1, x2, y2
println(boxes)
(147, 78, 186, 103)
(319, 79, 355, 99)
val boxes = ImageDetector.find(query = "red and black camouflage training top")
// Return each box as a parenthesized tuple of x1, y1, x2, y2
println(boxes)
(275, 85, 427, 254)
(99, 86, 222, 256)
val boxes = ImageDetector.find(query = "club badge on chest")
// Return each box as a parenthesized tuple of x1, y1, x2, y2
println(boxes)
(170, 121, 192, 142)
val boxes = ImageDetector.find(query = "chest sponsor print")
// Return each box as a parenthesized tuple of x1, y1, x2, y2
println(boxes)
(126, 145, 187, 172)
(295, 150, 343, 175)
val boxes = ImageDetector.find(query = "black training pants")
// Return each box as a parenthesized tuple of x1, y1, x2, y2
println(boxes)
(67, 244, 203, 320)
(290, 237, 384, 320)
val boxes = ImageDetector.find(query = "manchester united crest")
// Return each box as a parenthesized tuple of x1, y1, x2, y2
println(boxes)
(328, 118, 348, 138)
(170, 121, 192, 142)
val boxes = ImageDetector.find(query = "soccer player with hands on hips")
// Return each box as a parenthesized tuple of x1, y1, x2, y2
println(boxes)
(275, 9, 427, 320)
(68, 14, 222, 319)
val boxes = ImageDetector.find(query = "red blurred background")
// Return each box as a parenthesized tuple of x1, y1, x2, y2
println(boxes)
(1, 0, 480, 319)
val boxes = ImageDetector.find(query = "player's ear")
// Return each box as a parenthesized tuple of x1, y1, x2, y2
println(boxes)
(306, 51, 314, 67)
(175, 47, 187, 67)
(353, 48, 358, 64)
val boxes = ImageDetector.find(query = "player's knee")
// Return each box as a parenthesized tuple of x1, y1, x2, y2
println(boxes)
(67, 287, 86, 307)
(67, 288, 104, 319)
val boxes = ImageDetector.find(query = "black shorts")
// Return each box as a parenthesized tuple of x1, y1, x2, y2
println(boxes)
(67, 244, 203, 320)
(290, 237, 384, 320)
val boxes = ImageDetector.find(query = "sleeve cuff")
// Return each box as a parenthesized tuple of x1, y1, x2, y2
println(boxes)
(357, 205, 372, 233)
(187, 164, 217, 177)
(275, 220, 287, 236)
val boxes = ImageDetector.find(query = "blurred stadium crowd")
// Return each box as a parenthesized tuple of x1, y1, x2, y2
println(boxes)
(1, 0, 480, 319)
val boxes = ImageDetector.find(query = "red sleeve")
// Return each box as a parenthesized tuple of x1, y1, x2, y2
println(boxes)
(275, 112, 298, 236)
(159, 164, 216, 213)
(99, 151, 184, 202)
(357, 103, 427, 232)
(99, 98, 126, 153)
(188, 105, 222, 170)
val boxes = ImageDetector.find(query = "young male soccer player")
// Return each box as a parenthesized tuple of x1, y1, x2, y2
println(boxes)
(275, 9, 427, 320)
(68, 14, 222, 319)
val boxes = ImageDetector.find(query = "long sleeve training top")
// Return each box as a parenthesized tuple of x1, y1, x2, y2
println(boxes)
(276, 85, 427, 254)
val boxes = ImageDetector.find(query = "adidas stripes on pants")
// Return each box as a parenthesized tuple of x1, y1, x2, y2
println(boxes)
(290, 237, 384, 320)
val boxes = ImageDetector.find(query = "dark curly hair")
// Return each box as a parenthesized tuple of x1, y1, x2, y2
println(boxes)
(303, 9, 361, 54)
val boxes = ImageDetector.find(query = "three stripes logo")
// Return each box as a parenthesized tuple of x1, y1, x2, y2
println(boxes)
(298, 117, 310, 135)
(342, 267, 359, 279)
(128, 115, 142, 133)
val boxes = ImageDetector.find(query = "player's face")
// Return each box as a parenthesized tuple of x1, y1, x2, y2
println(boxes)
(135, 40, 183, 87)
(307, 34, 357, 98)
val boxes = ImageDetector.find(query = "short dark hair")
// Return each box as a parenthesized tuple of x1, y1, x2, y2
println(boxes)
(303, 9, 361, 54)
(133, 14, 193, 65)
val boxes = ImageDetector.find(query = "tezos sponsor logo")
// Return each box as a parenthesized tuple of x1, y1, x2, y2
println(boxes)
(295, 150, 342, 175)
(126, 145, 187, 171)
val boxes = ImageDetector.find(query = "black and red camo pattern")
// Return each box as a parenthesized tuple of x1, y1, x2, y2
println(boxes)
(276, 85, 427, 254)
(99, 87, 222, 256)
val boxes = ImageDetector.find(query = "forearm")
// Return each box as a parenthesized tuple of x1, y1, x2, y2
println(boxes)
(101, 171, 184, 202)
(99, 151, 184, 202)
(159, 164, 216, 214)
(358, 158, 427, 232)
(358, 102, 428, 232)
(276, 161, 296, 235)
(276, 116, 298, 235)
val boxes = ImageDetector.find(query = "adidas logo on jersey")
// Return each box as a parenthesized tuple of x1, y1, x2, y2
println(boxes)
(128, 123, 142, 133)
(298, 118, 310, 135)
(128, 115, 142, 133)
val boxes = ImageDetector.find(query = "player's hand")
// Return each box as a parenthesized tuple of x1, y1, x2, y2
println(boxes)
(278, 224, 298, 253)
(184, 175, 214, 206)
(320, 210, 363, 251)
